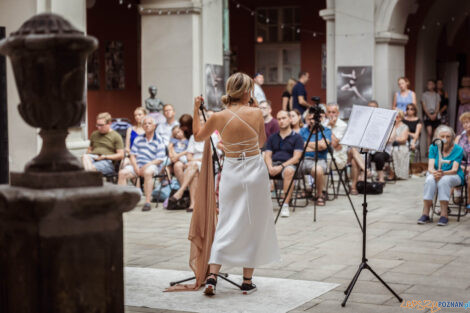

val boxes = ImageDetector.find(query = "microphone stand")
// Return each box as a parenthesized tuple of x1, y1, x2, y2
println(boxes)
(199, 98, 221, 170)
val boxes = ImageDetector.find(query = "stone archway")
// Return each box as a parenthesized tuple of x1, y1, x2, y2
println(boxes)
(373, 0, 417, 108)
(414, 0, 470, 129)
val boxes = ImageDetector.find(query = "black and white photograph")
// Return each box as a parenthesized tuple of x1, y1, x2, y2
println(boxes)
(336, 66, 372, 118)
(105, 40, 125, 90)
(205, 64, 225, 111)
(87, 49, 100, 90)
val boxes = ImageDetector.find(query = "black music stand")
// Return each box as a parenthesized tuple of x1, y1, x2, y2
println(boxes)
(340, 105, 402, 306)
(341, 149, 403, 306)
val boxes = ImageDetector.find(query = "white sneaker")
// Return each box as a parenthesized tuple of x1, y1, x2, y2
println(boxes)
(280, 204, 290, 217)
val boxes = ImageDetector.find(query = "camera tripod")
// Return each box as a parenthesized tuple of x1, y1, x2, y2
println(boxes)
(274, 100, 361, 230)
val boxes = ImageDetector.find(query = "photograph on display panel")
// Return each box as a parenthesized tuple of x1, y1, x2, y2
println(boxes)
(205, 64, 225, 111)
(87, 49, 100, 90)
(336, 66, 372, 119)
(105, 41, 125, 90)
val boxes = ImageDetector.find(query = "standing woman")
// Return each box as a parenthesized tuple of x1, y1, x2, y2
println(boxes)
(392, 77, 416, 112)
(422, 79, 441, 149)
(282, 78, 297, 111)
(457, 76, 470, 134)
(192, 72, 281, 296)
(436, 79, 449, 125)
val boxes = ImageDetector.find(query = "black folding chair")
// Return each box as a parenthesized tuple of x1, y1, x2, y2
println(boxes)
(270, 169, 309, 211)
(431, 153, 469, 222)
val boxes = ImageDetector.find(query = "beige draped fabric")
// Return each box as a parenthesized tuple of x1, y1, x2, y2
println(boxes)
(165, 139, 218, 291)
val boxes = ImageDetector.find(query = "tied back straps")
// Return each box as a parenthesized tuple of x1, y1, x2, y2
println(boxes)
(220, 108, 260, 156)
(220, 108, 262, 225)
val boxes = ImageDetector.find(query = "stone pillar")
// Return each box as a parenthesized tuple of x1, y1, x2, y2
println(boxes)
(139, 0, 223, 115)
(319, 7, 336, 104)
(0, 0, 38, 172)
(140, 0, 202, 115)
(0, 13, 140, 313)
(374, 32, 408, 109)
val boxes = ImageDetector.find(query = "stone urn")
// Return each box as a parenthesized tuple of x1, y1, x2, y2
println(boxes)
(0, 13, 98, 173)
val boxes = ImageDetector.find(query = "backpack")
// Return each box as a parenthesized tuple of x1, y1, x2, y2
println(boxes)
(356, 181, 383, 195)
(152, 178, 180, 202)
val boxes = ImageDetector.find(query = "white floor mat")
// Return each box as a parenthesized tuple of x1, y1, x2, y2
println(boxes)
(125, 267, 338, 313)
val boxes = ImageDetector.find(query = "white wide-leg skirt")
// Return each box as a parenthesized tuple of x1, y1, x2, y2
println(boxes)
(209, 154, 281, 268)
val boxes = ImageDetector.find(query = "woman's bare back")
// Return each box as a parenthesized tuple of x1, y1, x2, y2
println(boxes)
(214, 106, 265, 157)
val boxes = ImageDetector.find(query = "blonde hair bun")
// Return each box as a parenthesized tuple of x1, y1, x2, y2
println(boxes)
(221, 94, 230, 105)
(221, 72, 254, 105)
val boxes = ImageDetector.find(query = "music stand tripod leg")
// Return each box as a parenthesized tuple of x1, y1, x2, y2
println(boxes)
(341, 151, 402, 307)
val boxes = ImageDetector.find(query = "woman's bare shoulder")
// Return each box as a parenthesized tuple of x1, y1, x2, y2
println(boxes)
(245, 106, 262, 115)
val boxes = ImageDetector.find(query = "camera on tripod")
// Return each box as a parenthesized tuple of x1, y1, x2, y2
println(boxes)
(309, 96, 324, 122)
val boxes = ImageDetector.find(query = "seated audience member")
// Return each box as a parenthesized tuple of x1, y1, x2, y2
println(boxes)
(126, 107, 146, 153)
(389, 110, 410, 180)
(349, 101, 379, 193)
(259, 100, 280, 141)
(179, 113, 193, 139)
(290, 109, 303, 134)
(454, 112, 470, 211)
(82, 112, 124, 175)
(418, 125, 464, 226)
(123, 107, 147, 167)
(169, 125, 189, 185)
(300, 111, 332, 206)
(169, 115, 220, 212)
(403, 103, 422, 161)
(323, 103, 348, 170)
(118, 116, 167, 212)
(156, 104, 179, 146)
(265, 111, 304, 218)
(367, 100, 391, 183)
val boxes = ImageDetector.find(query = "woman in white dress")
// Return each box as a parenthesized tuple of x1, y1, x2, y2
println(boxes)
(192, 72, 281, 296)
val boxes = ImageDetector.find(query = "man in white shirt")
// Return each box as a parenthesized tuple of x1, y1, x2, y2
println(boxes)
(156, 104, 179, 145)
(323, 103, 348, 169)
(253, 73, 266, 103)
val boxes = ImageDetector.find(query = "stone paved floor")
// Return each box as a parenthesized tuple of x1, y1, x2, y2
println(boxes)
(124, 175, 470, 313)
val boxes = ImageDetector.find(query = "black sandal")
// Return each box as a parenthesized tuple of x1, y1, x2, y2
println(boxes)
(240, 276, 257, 295)
(204, 273, 217, 296)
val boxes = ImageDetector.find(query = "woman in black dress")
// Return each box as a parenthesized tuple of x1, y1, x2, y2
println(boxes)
(281, 78, 296, 111)
(403, 103, 422, 162)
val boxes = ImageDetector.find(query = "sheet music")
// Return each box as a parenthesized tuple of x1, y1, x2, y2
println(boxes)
(360, 108, 397, 150)
(340, 105, 397, 151)
(340, 105, 373, 147)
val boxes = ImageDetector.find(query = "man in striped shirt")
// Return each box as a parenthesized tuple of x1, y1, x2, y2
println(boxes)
(118, 116, 167, 211)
